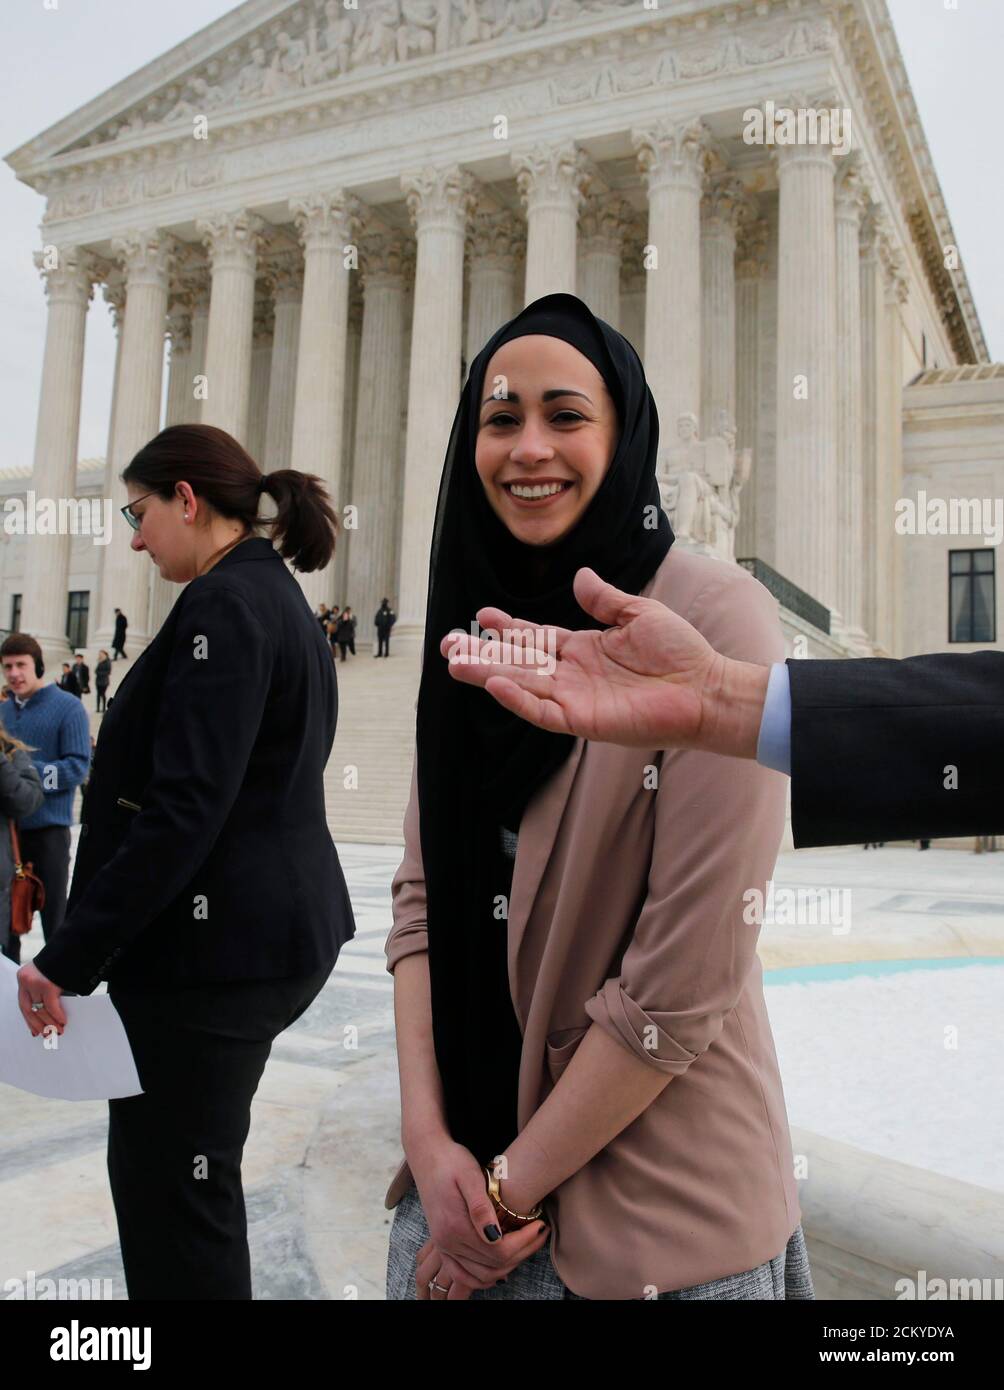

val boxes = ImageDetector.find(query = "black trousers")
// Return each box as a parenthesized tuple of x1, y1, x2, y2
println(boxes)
(6, 825, 72, 964)
(106, 963, 332, 1299)
(376, 631, 390, 656)
(96, 685, 108, 712)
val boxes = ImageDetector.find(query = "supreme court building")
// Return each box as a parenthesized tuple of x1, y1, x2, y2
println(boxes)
(4, 0, 1000, 667)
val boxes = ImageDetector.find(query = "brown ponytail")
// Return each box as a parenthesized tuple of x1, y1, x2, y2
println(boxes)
(123, 423, 339, 573)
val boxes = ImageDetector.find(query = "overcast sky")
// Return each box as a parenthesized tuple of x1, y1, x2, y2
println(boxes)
(1, 0, 1000, 470)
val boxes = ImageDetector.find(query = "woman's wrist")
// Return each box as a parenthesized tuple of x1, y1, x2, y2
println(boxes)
(402, 1111, 452, 1166)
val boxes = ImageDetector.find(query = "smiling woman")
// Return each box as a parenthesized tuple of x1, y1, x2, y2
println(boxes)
(384, 292, 811, 1302)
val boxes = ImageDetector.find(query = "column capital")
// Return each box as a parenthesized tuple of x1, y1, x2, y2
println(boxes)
(102, 270, 127, 330)
(359, 229, 412, 287)
(511, 142, 591, 214)
(32, 245, 98, 307)
(166, 304, 192, 352)
(263, 250, 304, 304)
(111, 229, 178, 290)
(196, 210, 266, 271)
(632, 118, 711, 194)
(289, 191, 364, 254)
(700, 174, 751, 235)
(402, 165, 477, 233)
(735, 218, 769, 280)
(834, 152, 868, 224)
(466, 206, 525, 271)
(578, 190, 633, 258)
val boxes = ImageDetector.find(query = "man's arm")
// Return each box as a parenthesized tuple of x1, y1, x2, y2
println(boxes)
(788, 651, 1004, 848)
(33, 699, 91, 794)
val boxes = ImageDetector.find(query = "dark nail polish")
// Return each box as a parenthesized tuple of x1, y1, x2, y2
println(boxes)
(496, 1278, 506, 1285)
(484, 1224, 502, 1241)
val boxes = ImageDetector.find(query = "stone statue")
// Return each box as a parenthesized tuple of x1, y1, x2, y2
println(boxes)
(236, 47, 269, 99)
(661, 413, 716, 548)
(319, 0, 357, 78)
(265, 30, 309, 94)
(455, 0, 495, 45)
(398, 0, 439, 63)
(354, 0, 402, 68)
(660, 411, 750, 561)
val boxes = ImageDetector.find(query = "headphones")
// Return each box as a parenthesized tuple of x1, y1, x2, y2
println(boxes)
(35, 656, 44, 679)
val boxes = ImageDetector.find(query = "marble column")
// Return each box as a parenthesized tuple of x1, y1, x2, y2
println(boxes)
(859, 207, 884, 649)
(289, 190, 362, 611)
(164, 302, 192, 426)
(196, 210, 263, 445)
(734, 218, 767, 560)
(618, 221, 646, 358)
(773, 134, 838, 608)
(578, 191, 631, 329)
(21, 245, 95, 662)
(94, 230, 176, 654)
(336, 291, 363, 608)
(397, 165, 476, 638)
(632, 118, 710, 470)
(512, 143, 590, 304)
(263, 256, 302, 471)
(246, 302, 273, 465)
(833, 156, 870, 652)
(877, 241, 909, 657)
(91, 274, 126, 651)
(348, 231, 409, 646)
(466, 207, 522, 366)
(187, 280, 211, 422)
(700, 174, 746, 439)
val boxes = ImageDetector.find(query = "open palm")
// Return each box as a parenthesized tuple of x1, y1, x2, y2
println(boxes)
(439, 567, 724, 749)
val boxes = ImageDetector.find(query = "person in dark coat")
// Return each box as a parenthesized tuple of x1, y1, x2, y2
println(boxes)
(58, 664, 82, 698)
(72, 653, 90, 695)
(335, 607, 356, 662)
(374, 597, 396, 657)
(112, 608, 127, 659)
(0, 722, 45, 965)
(16, 422, 355, 1300)
(94, 650, 111, 713)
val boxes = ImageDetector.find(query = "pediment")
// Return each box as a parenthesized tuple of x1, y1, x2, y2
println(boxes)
(7, 0, 641, 172)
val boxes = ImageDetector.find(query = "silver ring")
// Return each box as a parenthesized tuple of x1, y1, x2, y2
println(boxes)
(30, 1001, 45, 1013)
(429, 1280, 450, 1294)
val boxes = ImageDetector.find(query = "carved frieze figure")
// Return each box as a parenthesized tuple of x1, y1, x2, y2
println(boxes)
(236, 46, 269, 99)
(354, 0, 402, 68)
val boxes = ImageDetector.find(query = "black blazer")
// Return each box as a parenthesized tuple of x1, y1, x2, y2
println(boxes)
(789, 651, 1004, 848)
(33, 536, 355, 995)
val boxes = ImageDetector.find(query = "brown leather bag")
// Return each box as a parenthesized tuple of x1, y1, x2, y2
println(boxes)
(10, 820, 45, 936)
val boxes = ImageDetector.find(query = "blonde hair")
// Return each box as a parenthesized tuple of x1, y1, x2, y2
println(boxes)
(0, 720, 35, 760)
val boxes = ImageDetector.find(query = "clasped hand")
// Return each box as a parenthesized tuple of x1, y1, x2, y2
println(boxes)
(410, 1136, 548, 1300)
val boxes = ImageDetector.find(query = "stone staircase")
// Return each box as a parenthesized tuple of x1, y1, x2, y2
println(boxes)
(81, 641, 420, 848)
(323, 643, 421, 845)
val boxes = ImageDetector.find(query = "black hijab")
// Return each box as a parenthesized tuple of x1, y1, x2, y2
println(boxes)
(415, 292, 673, 1166)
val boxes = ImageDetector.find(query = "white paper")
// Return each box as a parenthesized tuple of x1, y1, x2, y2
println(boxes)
(0, 953, 143, 1100)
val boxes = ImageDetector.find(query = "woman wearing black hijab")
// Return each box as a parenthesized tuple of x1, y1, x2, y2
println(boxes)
(384, 294, 812, 1301)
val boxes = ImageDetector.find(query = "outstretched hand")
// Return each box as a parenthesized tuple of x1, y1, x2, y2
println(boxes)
(439, 566, 742, 752)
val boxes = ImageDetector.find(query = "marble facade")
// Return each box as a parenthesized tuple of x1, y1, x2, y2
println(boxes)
(4, 0, 991, 660)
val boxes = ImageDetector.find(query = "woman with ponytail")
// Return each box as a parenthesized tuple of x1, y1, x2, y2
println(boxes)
(16, 423, 356, 1299)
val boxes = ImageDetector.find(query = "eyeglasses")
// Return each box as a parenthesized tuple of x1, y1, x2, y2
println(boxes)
(120, 490, 159, 530)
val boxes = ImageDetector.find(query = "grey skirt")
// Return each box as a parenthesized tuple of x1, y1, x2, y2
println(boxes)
(385, 1183, 815, 1301)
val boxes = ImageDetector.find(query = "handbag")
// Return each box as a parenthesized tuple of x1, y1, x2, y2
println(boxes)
(10, 820, 45, 935)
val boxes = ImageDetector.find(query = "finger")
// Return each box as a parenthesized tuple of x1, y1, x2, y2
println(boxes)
(483, 677, 573, 735)
(438, 1251, 502, 1293)
(415, 1246, 439, 1301)
(45, 989, 67, 1028)
(572, 567, 647, 628)
(441, 629, 556, 680)
(475, 606, 573, 648)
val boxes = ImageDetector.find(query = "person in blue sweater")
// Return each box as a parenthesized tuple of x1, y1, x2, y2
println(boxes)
(0, 633, 91, 948)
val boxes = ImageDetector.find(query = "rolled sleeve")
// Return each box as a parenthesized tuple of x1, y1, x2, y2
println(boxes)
(385, 753, 429, 974)
(583, 569, 789, 1075)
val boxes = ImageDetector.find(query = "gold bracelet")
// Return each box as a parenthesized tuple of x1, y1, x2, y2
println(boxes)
(483, 1165, 544, 1228)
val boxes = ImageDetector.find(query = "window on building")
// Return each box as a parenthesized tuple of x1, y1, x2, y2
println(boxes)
(66, 591, 90, 652)
(10, 594, 21, 632)
(949, 549, 995, 643)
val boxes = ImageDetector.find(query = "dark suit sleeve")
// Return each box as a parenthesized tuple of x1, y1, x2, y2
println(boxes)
(33, 584, 274, 993)
(789, 651, 1004, 848)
